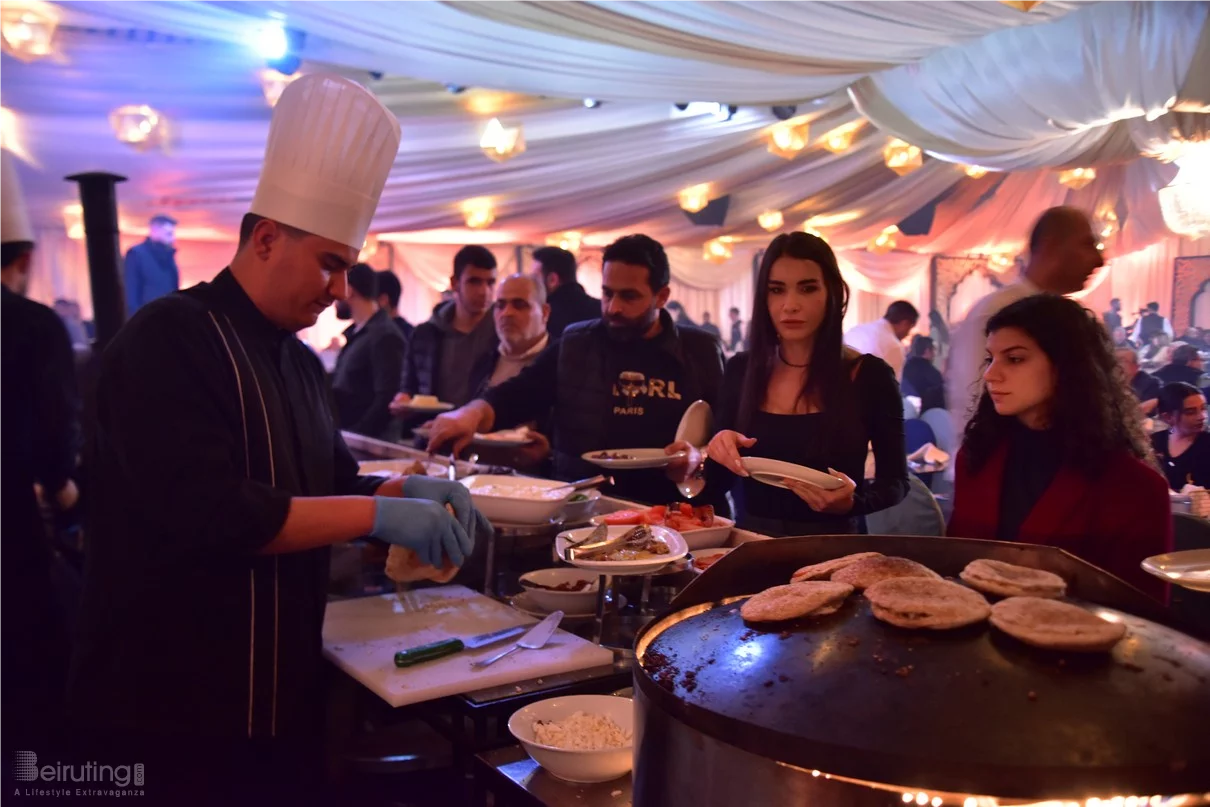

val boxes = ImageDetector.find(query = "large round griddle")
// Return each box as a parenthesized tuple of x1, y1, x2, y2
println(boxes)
(635, 535, 1210, 798)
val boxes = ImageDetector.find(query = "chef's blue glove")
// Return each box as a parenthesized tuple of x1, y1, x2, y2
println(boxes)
(371, 498, 472, 569)
(401, 475, 493, 539)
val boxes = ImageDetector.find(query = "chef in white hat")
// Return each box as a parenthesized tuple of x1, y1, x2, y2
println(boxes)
(1, 148, 80, 749)
(68, 75, 489, 799)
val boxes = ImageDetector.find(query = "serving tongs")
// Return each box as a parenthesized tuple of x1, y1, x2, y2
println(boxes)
(563, 524, 650, 562)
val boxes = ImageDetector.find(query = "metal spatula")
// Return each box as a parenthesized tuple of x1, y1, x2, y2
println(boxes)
(471, 610, 563, 670)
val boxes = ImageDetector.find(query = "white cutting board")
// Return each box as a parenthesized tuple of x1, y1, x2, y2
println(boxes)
(322, 585, 614, 708)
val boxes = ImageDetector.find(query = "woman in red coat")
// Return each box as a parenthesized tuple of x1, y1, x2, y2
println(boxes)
(948, 294, 1172, 599)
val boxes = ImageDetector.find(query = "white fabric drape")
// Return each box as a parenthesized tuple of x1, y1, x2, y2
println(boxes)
(58, 0, 1085, 104)
(850, 1, 1210, 171)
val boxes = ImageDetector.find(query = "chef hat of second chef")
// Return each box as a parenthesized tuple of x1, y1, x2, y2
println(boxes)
(250, 74, 400, 250)
(1, 149, 35, 247)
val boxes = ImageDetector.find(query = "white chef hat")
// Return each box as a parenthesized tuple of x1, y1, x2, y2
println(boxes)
(250, 73, 400, 250)
(1, 149, 34, 245)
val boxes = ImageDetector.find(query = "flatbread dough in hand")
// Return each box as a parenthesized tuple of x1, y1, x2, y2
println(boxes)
(383, 502, 460, 584)
(385, 545, 458, 583)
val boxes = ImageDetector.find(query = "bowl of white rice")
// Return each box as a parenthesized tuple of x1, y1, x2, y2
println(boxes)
(507, 694, 634, 783)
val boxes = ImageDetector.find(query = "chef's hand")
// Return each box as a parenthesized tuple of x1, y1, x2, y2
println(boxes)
(401, 474, 493, 539)
(426, 408, 479, 456)
(388, 392, 412, 416)
(371, 497, 472, 568)
(782, 468, 856, 515)
(706, 430, 757, 476)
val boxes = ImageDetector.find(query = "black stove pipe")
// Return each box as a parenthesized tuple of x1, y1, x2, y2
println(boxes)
(66, 171, 127, 351)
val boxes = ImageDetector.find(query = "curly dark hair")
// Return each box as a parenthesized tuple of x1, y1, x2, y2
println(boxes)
(961, 294, 1152, 477)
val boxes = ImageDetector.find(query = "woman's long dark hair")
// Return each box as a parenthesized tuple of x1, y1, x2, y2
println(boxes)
(738, 232, 853, 441)
(962, 294, 1152, 476)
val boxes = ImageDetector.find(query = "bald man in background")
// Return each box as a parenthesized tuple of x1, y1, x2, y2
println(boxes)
(947, 207, 1105, 431)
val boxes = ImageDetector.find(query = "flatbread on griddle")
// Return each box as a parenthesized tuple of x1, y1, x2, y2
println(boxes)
(989, 596, 1126, 652)
(959, 559, 1066, 599)
(866, 577, 991, 630)
(740, 581, 854, 623)
(831, 556, 940, 590)
(791, 552, 884, 583)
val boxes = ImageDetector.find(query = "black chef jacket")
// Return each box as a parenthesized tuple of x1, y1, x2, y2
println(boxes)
(1, 285, 78, 746)
(70, 269, 382, 752)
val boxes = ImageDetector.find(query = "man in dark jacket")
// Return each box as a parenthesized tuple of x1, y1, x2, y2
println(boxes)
(1154, 344, 1205, 387)
(536, 245, 600, 338)
(332, 264, 406, 438)
(375, 269, 414, 341)
(394, 245, 498, 410)
(1, 156, 79, 748)
(901, 335, 946, 413)
(427, 234, 726, 507)
(124, 214, 180, 314)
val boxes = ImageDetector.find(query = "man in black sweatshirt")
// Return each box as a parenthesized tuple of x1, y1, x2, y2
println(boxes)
(427, 235, 725, 507)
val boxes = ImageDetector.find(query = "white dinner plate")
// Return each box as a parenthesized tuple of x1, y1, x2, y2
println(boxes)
(555, 525, 688, 575)
(401, 401, 454, 415)
(674, 400, 713, 447)
(581, 448, 687, 470)
(472, 428, 537, 448)
(1141, 548, 1210, 592)
(741, 457, 845, 491)
(588, 512, 733, 550)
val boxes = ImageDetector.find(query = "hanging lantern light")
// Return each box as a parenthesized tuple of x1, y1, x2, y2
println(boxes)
(766, 119, 810, 160)
(963, 165, 990, 179)
(0, 0, 58, 62)
(702, 237, 734, 264)
(359, 234, 380, 263)
(1094, 209, 1119, 240)
(62, 202, 83, 240)
(260, 68, 302, 108)
(545, 231, 582, 253)
(1158, 142, 1210, 238)
(999, 1, 1044, 10)
(479, 117, 525, 163)
(757, 210, 785, 232)
(678, 183, 713, 214)
(883, 139, 922, 176)
(462, 198, 496, 229)
(821, 121, 862, 154)
(1057, 167, 1096, 190)
(109, 104, 168, 152)
(986, 253, 1015, 272)
(868, 225, 900, 254)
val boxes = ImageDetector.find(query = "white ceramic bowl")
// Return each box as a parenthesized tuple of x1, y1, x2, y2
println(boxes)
(560, 489, 602, 524)
(589, 512, 733, 550)
(519, 568, 600, 613)
(460, 474, 573, 524)
(508, 695, 634, 784)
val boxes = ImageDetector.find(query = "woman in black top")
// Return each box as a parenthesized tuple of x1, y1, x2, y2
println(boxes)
(705, 232, 908, 536)
(1151, 381, 1210, 490)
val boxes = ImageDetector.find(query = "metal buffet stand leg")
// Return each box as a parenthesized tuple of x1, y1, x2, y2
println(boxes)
(592, 574, 609, 645)
(639, 573, 654, 616)
(483, 526, 498, 597)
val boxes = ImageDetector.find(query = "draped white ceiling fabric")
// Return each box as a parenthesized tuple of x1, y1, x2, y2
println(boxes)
(2, 0, 1206, 323)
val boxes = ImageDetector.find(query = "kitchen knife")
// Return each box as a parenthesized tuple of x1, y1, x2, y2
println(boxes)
(471, 610, 564, 670)
(393, 624, 527, 668)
